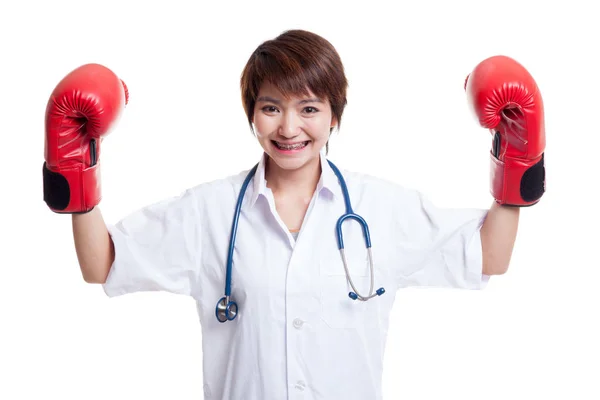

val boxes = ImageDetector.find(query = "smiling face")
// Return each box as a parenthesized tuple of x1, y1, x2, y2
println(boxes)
(252, 81, 337, 172)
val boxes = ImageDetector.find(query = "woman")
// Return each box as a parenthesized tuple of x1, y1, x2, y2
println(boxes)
(45, 29, 534, 400)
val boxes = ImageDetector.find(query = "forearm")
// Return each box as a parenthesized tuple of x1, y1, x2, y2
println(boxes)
(72, 207, 114, 284)
(480, 201, 520, 275)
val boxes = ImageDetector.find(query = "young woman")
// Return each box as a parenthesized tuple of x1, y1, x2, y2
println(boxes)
(43, 29, 543, 400)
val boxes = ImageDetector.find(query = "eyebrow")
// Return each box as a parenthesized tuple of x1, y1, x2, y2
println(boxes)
(256, 96, 323, 105)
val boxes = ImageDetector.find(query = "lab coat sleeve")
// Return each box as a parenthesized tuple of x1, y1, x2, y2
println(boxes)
(102, 188, 203, 299)
(393, 188, 490, 290)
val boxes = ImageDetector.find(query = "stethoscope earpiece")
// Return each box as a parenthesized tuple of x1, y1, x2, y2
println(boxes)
(349, 287, 386, 301)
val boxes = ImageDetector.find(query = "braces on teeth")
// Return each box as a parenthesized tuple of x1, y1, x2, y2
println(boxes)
(275, 141, 307, 150)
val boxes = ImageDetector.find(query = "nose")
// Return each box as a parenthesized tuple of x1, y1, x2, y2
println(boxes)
(279, 111, 302, 138)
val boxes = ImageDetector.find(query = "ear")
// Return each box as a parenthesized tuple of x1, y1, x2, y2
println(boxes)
(330, 115, 338, 129)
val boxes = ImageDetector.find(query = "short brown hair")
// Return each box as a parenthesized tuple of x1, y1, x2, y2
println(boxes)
(240, 29, 348, 154)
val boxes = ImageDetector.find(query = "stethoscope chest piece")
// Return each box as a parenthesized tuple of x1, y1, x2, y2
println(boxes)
(216, 296, 238, 323)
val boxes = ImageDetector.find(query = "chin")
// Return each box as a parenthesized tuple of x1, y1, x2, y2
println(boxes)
(268, 154, 307, 170)
(266, 151, 320, 171)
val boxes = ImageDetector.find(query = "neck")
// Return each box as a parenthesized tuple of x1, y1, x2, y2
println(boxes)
(265, 155, 321, 198)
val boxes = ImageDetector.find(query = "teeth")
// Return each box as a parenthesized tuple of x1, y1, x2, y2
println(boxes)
(275, 141, 307, 150)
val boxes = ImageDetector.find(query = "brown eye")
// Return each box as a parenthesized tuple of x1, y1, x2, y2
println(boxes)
(304, 107, 318, 114)
(262, 106, 278, 113)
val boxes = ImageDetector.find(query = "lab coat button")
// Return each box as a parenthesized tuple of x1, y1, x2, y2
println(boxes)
(293, 318, 304, 329)
(295, 380, 306, 391)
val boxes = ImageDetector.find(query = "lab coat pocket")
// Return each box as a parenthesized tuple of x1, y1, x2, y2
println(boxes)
(319, 255, 375, 329)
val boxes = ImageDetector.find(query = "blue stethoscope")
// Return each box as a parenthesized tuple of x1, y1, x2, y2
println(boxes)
(215, 160, 386, 323)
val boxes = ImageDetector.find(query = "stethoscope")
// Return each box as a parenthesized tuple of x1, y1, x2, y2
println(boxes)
(215, 160, 386, 323)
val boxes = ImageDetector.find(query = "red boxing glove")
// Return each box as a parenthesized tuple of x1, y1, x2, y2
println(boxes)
(43, 64, 129, 213)
(465, 55, 545, 206)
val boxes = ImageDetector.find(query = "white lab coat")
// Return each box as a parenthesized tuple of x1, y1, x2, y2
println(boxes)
(103, 152, 489, 400)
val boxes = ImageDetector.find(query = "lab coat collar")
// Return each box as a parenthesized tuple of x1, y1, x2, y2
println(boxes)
(246, 149, 339, 208)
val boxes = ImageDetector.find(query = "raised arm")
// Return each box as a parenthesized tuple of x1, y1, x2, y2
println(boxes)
(42, 63, 128, 282)
(480, 202, 519, 275)
(465, 55, 546, 275)
(72, 208, 114, 283)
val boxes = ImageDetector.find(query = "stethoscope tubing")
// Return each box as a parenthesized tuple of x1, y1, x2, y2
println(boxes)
(216, 160, 384, 323)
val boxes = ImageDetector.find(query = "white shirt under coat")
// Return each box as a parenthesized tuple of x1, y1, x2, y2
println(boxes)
(103, 151, 490, 400)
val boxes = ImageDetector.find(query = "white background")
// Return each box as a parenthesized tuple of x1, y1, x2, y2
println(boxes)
(1, 0, 599, 399)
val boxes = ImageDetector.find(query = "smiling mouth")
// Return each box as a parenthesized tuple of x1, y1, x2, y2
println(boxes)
(272, 140, 310, 150)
